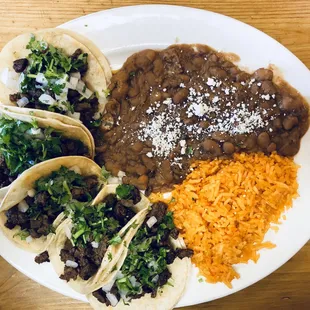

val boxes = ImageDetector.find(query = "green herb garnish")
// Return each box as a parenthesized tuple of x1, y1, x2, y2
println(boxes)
(0, 117, 81, 176)
(109, 234, 122, 245)
(65, 201, 121, 247)
(101, 165, 111, 181)
(186, 146, 194, 155)
(116, 184, 134, 200)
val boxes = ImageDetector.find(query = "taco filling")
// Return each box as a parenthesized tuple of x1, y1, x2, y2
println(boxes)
(57, 184, 142, 282)
(92, 202, 193, 307)
(4, 166, 101, 241)
(8, 35, 102, 128)
(0, 116, 88, 189)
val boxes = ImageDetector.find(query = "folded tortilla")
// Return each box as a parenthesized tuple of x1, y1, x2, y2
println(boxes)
(87, 214, 191, 310)
(0, 105, 95, 155)
(48, 184, 150, 295)
(0, 156, 102, 253)
(0, 28, 111, 112)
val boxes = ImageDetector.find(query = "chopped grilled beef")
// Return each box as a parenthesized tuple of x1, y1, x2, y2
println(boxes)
(60, 249, 75, 263)
(0, 155, 17, 188)
(35, 251, 50, 264)
(169, 228, 179, 239)
(130, 186, 141, 204)
(175, 248, 194, 259)
(119, 199, 134, 208)
(79, 262, 98, 280)
(92, 289, 108, 304)
(166, 249, 176, 265)
(9, 93, 21, 102)
(71, 187, 88, 201)
(59, 238, 108, 282)
(13, 58, 28, 72)
(146, 202, 167, 224)
(158, 269, 172, 287)
(60, 266, 79, 282)
(34, 192, 48, 206)
(104, 194, 118, 209)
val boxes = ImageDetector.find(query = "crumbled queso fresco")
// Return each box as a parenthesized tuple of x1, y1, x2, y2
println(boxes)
(138, 76, 277, 158)
(99, 44, 309, 192)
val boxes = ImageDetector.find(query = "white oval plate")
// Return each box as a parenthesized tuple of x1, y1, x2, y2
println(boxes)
(1, 5, 309, 308)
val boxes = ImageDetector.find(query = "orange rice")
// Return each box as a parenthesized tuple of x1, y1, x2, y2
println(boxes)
(150, 153, 299, 288)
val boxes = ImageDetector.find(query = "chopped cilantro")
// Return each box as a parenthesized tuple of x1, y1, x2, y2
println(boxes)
(129, 71, 136, 77)
(108, 252, 113, 262)
(101, 165, 111, 181)
(0, 117, 83, 176)
(109, 234, 122, 245)
(198, 277, 204, 283)
(13, 229, 30, 240)
(114, 211, 177, 301)
(20, 36, 89, 113)
(65, 201, 121, 247)
(103, 89, 110, 98)
(186, 146, 194, 155)
(116, 184, 135, 200)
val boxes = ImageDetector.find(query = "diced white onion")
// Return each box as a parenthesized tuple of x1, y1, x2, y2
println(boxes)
(65, 260, 78, 268)
(70, 72, 81, 79)
(26, 128, 45, 140)
(163, 192, 172, 200)
(26, 236, 33, 243)
(101, 279, 115, 293)
(91, 241, 99, 249)
(76, 80, 85, 92)
(76, 80, 93, 99)
(67, 111, 81, 120)
(18, 200, 29, 213)
(148, 260, 158, 269)
(151, 275, 159, 283)
(35, 73, 48, 87)
(39, 94, 56, 105)
(116, 271, 124, 280)
(117, 171, 126, 178)
(69, 166, 81, 174)
(129, 276, 138, 287)
(1, 68, 20, 91)
(83, 88, 93, 99)
(106, 293, 119, 307)
(120, 291, 130, 303)
(93, 112, 101, 120)
(27, 189, 36, 197)
(146, 216, 157, 228)
(107, 177, 120, 185)
(68, 76, 79, 90)
(55, 89, 68, 102)
(64, 224, 72, 239)
(16, 97, 29, 107)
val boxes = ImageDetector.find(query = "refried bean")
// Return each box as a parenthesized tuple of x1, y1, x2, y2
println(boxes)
(95, 44, 309, 193)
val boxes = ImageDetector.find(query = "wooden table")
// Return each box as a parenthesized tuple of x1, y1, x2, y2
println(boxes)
(0, 1, 309, 309)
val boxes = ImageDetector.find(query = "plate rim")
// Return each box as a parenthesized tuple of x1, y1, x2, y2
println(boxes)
(0, 4, 309, 308)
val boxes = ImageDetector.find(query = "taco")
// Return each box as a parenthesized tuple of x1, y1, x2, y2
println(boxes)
(88, 202, 193, 310)
(0, 105, 95, 154)
(0, 156, 103, 253)
(0, 106, 94, 194)
(48, 184, 150, 295)
(0, 29, 111, 129)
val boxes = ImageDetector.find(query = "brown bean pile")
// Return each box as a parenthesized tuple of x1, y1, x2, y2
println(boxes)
(95, 44, 309, 193)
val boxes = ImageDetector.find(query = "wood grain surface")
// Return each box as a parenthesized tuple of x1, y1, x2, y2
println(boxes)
(0, 1, 309, 309)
